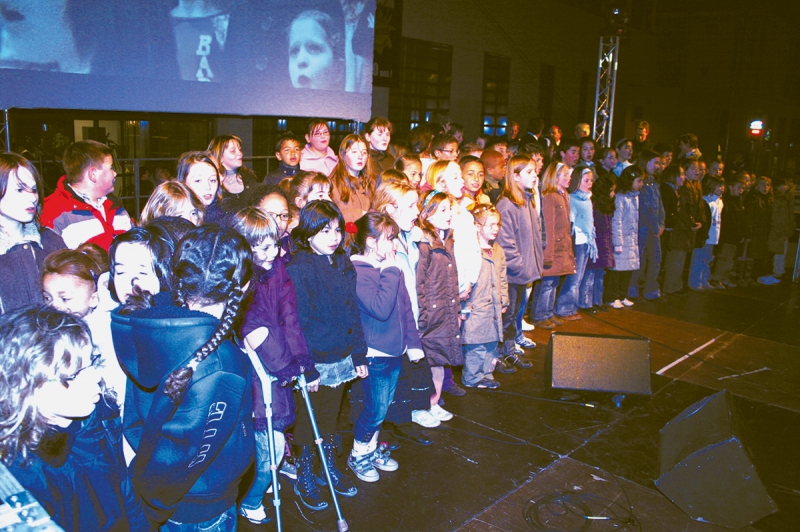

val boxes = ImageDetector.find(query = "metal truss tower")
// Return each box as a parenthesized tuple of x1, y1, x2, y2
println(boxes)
(592, 36, 620, 148)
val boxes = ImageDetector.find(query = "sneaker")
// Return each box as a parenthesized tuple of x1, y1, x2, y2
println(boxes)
(430, 404, 453, 421)
(494, 358, 516, 374)
(513, 344, 524, 355)
(515, 335, 537, 349)
(279, 460, 297, 480)
(507, 354, 532, 369)
(464, 378, 500, 389)
(550, 316, 564, 325)
(533, 318, 556, 329)
(767, 275, 781, 285)
(443, 384, 467, 397)
(608, 300, 624, 309)
(370, 444, 399, 472)
(723, 281, 737, 288)
(348, 453, 379, 482)
(411, 409, 441, 428)
(521, 319, 536, 331)
(239, 505, 271, 525)
(757, 276, 772, 285)
(621, 298, 635, 307)
(483, 378, 501, 389)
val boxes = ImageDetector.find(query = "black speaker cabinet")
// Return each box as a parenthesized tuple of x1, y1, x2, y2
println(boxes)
(545, 332, 652, 395)
(655, 390, 777, 528)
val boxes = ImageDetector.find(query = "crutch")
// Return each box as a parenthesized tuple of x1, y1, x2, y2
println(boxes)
(296, 374, 349, 532)
(242, 343, 283, 532)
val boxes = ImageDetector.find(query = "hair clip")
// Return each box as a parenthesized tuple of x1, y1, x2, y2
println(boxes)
(345, 221, 358, 235)
(421, 188, 445, 210)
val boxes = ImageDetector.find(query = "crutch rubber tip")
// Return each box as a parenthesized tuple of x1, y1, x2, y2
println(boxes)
(337, 519, 348, 532)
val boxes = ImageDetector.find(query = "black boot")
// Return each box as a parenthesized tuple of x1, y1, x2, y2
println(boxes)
(315, 433, 358, 497)
(293, 445, 328, 511)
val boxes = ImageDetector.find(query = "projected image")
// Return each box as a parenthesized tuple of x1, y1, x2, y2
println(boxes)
(0, 0, 376, 119)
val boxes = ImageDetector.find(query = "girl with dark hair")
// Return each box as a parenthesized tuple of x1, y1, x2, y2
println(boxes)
(111, 225, 254, 530)
(0, 152, 66, 315)
(329, 134, 373, 223)
(597, 147, 618, 178)
(207, 135, 260, 199)
(689, 176, 725, 290)
(346, 211, 421, 482)
(628, 150, 665, 300)
(286, 200, 366, 509)
(582, 174, 616, 310)
(175, 151, 221, 208)
(394, 152, 423, 188)
(0, 306, 148, 531)
(233, 207, 317, 523)
(300, 119, 339, 175)
(415, 190, 462, 422)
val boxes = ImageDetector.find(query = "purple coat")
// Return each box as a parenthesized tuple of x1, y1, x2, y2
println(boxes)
(589, 211, 615, 269)
(240, 261, 319, 432)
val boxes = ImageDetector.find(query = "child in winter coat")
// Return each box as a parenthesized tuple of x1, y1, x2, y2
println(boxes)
(606, 166, 644, 308)
(1, 306, 148, 532)
(767, 174, 796, 281)
(689, 176, 724, 290)
(416, 190, 463, 423)
(534, 162, 576, 327)
(286, 200, 367, 509)
(746, 177, 775, 285)
(711, 176, 746, 286)
(233, 207, 318, 524)
(346, 212, 423, 482)
(582, 174, 616, 310)
(461, 204, 508, 388)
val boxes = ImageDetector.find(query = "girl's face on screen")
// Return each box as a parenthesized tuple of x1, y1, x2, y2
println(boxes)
(289, 18, 335, 90)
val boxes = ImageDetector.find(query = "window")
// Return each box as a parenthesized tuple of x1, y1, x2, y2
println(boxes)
(482, 54, 511, 137)
(388, 38, 452, 134)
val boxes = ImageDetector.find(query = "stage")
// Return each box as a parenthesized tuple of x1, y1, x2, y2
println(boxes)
(240, 278, 800, 531)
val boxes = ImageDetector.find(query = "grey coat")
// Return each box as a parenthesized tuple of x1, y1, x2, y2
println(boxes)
(611, 191, 640, 271)
(495, 192, 543, 285)
(461, 243, 509, 344)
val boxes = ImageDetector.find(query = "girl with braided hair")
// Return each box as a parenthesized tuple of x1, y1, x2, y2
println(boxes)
(110, 225, 255, 531)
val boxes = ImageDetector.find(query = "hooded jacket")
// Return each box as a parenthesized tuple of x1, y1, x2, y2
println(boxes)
(6, 398, 148, 532)
(111, 297, 253, 528)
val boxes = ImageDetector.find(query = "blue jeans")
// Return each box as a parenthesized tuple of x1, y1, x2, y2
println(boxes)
(353, 357, 402, 444)
(580, 268, 606, 307)
(555, 244, 589, 316)
(689, 243, 715, 289)
(462, 342, 498, 385)
(533, 276, 561, 321)
(629, 227, 662, 299)
(161, 505, 237, 532)
(241, 430, 286, 511)
(515, 283, 533, 335)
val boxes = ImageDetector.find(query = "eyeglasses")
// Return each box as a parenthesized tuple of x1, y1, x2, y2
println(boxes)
(266, 212, 292, 222)
(49, 349, 102, 385)
(441, 149, 460, 155)
(311, 131, 330, 138)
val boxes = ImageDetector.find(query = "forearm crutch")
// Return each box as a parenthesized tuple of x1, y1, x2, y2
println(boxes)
(296, 374, 349, 532)
(243, 343, 283, 532)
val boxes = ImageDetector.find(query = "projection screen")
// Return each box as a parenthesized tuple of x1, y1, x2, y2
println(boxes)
(0, 1, 375, 121)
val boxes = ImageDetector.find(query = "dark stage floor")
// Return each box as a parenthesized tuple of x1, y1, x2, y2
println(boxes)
(240, 275, 800, 532)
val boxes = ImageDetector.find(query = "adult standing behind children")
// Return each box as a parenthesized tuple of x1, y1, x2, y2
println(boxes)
(300, 119, 339, 175)
(0, 153, 66, 315)
(41, 140, 132, 251)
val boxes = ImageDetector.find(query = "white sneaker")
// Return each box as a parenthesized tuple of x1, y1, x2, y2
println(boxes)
(412, 409, 441, 428)
(521, 319, 535, 332)
(430, 404, 453, 421)
(757, 276, 772, 285)
(608, 300, 624, 309)
(768, 276, 781, 285)
(621, 298, 635, 307)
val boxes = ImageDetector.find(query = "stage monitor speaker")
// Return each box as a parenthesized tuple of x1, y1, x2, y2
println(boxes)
(546, 332, 651, 395)
(655, 390, 777, 529)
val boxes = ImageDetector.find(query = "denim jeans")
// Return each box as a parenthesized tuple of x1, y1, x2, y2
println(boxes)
(629, 227, 662, 299)
(580, 268, 606, 307)
(462, 342, 498, 385)
(503, 283, 526, 355)
(711, 243, 737, 283)
(533, 276, 561, 321)
(663, 249, 687, 293)
(240, 430, 286, 511)
(353, 357, 402, 444)
(555, 243, 589, 316)
(689, 244, 714, 289)
(515, 283, 533, 334)
(161, 505, 237, 532)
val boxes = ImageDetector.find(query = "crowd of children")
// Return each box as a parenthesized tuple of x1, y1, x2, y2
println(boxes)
(0, 116, 796, 531)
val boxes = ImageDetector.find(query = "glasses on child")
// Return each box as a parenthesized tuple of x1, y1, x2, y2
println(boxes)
(49, 349, 103, 386)
(266, 212, 292, 222)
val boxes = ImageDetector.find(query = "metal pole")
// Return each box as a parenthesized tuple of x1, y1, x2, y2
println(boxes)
(3, 109, 10, 152)
(607, 36, 620, 148)
(592, 37, 604, 142)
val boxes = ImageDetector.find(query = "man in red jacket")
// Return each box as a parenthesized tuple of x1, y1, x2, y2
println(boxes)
(41, 140, 132, 250)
